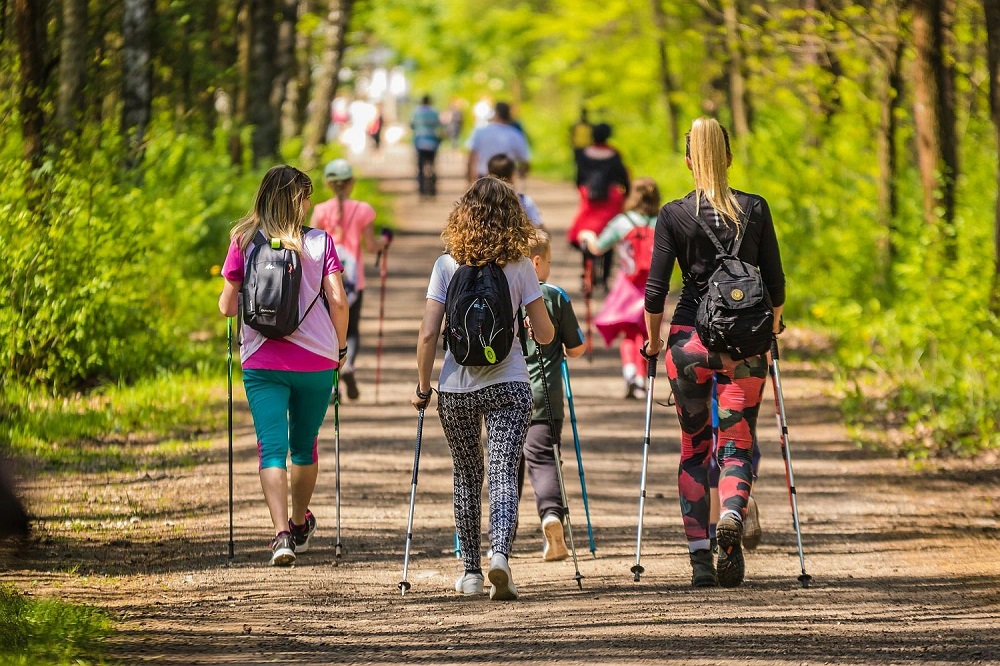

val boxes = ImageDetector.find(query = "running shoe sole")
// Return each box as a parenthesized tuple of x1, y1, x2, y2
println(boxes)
(270, 548, 295, 567)
(487, 557, 518, 601)
(542, 517, 568, 562)
(716, 515, 745, 588)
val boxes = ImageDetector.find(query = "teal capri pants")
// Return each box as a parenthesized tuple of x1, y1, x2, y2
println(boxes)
(242, 369, 335, 470)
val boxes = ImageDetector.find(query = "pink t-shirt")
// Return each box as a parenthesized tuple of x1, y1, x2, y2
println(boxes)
(222, 231, 343, 372)
(310, 198, 376, 291)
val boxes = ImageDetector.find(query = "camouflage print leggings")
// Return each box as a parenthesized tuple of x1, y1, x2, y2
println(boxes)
(665, 326, 768, 547)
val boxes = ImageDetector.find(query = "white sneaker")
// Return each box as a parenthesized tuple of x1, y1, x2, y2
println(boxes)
(541, 514, 568, 562)
(487, 553, 519, 601)
(454, 572, 484, 595)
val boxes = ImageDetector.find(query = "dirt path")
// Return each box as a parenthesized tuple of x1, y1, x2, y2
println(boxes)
(3, 146, 999, 665)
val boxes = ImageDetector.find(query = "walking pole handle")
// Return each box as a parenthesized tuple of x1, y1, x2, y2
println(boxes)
(640, 341, 660, 378)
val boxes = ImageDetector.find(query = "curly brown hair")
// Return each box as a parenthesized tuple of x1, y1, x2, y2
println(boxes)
(442, 178, 534, 266)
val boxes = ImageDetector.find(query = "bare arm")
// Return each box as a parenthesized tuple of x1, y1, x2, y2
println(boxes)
(524, 298, 555, 345)
(644, 310, 664, 356)
(219, 279, 240, 317)
(323, 272, 350, 351)
(576, 230, 605, 256)
(467, 150, 478, 184)
(413, 299, 445, 409)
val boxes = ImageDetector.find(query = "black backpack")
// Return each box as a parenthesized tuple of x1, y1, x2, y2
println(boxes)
(241, 229, 324, 339)
(443, 261, 516, 366)
(682, 202, 774, 360)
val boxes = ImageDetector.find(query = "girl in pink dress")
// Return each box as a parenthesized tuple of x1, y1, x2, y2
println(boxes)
(578, 178, 661, 398)
(310, 159, 389, 400)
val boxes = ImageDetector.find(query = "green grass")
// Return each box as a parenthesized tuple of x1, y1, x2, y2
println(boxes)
(2, 370, 228, 472)
(0, 585, 113, 665)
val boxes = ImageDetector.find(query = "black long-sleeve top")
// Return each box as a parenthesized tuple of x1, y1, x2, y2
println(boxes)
(574, 145, 631, 196)
(644, 189, 785, 326)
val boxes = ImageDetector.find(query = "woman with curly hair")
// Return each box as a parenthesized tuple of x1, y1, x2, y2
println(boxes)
(413, 177, 555, 601)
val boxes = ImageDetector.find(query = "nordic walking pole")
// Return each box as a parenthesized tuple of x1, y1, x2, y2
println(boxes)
(536, 346, 584, 589)
(399, 397, 429, 595)
(582, 257, 594, 361)
(227, 317, 235, 560)
(631, 345, 658, 582)
(374, 231, 391, 404)
(769, 335, 812, 588)
(453, 532, 461, 559)
(560, 359, 596, 557)
(334, 370, 344, 560)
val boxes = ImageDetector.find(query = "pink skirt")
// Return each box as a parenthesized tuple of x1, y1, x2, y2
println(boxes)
(594, 273, 646, 346)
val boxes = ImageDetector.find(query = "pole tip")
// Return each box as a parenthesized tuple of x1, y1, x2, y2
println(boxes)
(630, 565, 644, 582)
(398, 581, 411, 596)
(798, 573, 812, 588)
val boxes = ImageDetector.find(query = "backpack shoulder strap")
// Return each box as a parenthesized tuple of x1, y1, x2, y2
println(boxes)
(730, 198, 755, 256)
(676, 201, 729, 257)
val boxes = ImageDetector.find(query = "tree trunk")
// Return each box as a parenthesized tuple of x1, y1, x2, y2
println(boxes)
(13, 0, 46, 172)
(272, 0, 298, 144)
(286, 0, 314, 140)
(722, 0, 750, 139)
(650, 0, 681, 152)
(301, 0, 353, 169)
(122, 0, 154, 169)
(56, 0, 88, 136)
(248, 0, 280, 163)
(985, 0, 1000, 312)
(231, 0, 253, 166)
(911, 0, 958, 257)
(876, 36, 904, 290)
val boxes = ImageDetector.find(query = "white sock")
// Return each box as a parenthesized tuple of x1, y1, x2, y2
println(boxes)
(623, 363, 637, 382)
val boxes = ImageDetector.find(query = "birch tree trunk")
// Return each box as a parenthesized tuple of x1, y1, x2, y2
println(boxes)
(722, 0, 750, 139)
(272, 0, 299, 144)
(122, 0, 154, 169)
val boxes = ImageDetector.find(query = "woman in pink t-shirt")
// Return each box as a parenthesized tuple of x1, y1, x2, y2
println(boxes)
(310, 159, 389, 400)
(219, 165, 350, 566)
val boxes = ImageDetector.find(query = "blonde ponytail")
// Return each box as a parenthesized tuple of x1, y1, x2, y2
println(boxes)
(232, 165, 313, 255)
(687, 117, 742, 229)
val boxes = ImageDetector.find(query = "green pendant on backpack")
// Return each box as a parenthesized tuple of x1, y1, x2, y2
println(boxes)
(484, 346, 497, 364)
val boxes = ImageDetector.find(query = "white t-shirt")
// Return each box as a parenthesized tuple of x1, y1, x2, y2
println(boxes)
(466, 123, 531, 177)
(426, 254, 543, 393)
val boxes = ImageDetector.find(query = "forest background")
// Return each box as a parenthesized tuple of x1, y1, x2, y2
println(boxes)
(1, 0, 999, 469)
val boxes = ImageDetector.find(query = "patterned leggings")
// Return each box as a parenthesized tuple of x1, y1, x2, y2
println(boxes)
(665, 326, 767, 546)
(438, 382, 533, 572)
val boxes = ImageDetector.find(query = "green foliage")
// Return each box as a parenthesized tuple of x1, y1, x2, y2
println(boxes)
(0, 114, 260, 393)
(0, 585, 112, 665)
(2, 371, 224, 471)
(357, 1, 1000, 455)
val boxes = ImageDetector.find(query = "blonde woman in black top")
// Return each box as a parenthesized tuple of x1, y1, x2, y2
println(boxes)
(643, 118, 785, 588)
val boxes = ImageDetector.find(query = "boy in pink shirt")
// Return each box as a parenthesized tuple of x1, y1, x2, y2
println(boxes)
(310, 159, 389, 399)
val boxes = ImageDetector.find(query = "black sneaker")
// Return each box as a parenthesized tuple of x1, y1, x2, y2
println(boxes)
(690, 549, 718, 587)
(289, 511, 317, 553)
(716, 514, 745, 587)
(269, 531, 296, 566)
(341, 371, 360, 400)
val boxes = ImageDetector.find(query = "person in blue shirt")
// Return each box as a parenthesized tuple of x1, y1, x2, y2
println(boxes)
(411, 95, 443, 198)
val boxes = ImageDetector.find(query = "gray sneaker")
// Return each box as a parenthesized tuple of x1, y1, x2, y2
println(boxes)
(743, 496, 762, 550)
(269, 531, 296, 566)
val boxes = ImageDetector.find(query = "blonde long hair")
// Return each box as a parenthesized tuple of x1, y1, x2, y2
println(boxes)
(442, 178, 534, 266)
(232, 165, 313, 253)
(686, 117, 742, 227)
